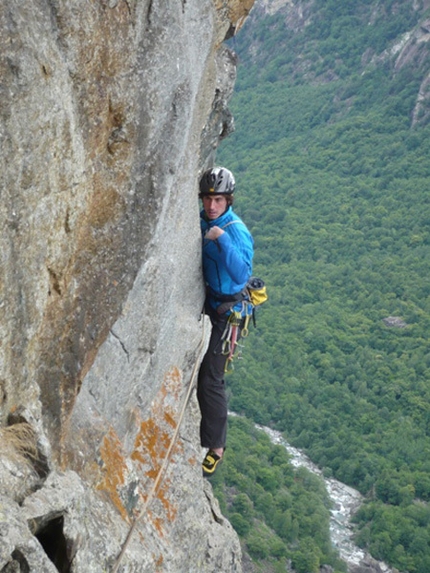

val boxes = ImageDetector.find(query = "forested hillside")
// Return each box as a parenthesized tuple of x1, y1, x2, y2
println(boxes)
(215, 1, 430, 571)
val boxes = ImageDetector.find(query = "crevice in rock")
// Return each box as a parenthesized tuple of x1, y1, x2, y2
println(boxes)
(110, 328, 130, 362)
(64, 208, 71, 233)
(1, 549, 30, 573)
(210, 507, 224, 524)
(124, 0, 132, 16)
(203, 484, 225, 525)
(47, 267, 62, 296)
(224, 24, 236, 41)
(147, 0, 153, 25)
(107, 126, 129, 155)
(33, 515, 71, 573)
(0, 378, 7, 410)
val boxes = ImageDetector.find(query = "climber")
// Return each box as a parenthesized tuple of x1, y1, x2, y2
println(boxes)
(197, 166, 254, 477)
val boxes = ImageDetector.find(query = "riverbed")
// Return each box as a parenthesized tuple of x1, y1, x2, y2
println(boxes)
(254, 423, 395, 573)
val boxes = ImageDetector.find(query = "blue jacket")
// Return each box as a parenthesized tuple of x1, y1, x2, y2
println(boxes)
(201, 206, 254, 313)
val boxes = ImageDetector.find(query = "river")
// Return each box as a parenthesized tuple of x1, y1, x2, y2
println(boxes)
(254, 423, 396, 573)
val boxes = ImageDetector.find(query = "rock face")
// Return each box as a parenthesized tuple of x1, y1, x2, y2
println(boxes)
(0, 1, 254, 571)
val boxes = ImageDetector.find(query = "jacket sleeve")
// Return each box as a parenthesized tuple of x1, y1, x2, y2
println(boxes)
(216, 228, 253, 285)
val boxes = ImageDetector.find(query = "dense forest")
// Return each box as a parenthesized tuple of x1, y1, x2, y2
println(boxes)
(212, 1, 430, 572)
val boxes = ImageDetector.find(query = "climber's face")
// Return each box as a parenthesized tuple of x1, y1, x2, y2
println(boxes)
(202, 195, 228, 220)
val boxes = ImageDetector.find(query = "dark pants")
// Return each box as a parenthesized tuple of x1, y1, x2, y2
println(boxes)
(197, 306, 242, 450)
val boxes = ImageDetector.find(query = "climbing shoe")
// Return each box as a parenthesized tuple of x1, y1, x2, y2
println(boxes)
(202, 450, 223, 478)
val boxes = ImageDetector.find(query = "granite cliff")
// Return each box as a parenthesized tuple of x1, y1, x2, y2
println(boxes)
(0, 1, 254, 571)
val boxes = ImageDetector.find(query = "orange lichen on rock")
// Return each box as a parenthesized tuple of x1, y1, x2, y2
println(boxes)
(226, 0, 255, 27)
(130, 367, 185, 531)
(214, 0, 255, 31)
(96, 368, 186, 529)
(154, 553, 164, 570)
(97, 426, 129, 521)
(131, 417, 171, 479)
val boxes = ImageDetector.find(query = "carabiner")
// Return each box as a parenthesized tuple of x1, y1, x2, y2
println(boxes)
(224, 357, 234, 373)
(221, 338, 231, 356)
(241, 320, 250, 338)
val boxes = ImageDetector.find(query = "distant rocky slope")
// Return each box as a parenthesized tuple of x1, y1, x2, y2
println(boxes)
(0, 1, 254, 571)
(244, 0, 430, 126)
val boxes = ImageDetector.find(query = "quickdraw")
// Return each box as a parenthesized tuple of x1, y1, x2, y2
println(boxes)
(222, 304, 253, 373)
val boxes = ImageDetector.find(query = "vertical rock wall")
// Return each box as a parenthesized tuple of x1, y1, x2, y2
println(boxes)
(0, 0, 254, 571)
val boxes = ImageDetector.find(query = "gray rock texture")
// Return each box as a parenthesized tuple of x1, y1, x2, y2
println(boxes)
(0, 0, 255, 571)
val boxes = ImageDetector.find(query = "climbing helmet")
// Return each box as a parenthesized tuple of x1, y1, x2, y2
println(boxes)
(199, 166, 235, 196)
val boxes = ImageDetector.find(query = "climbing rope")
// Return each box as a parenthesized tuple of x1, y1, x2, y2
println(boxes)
(111, 315, 207, 573)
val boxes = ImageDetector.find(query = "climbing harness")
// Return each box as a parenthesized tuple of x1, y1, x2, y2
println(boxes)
(214, 276, 268, 373)
(111, 316, 208, 573)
